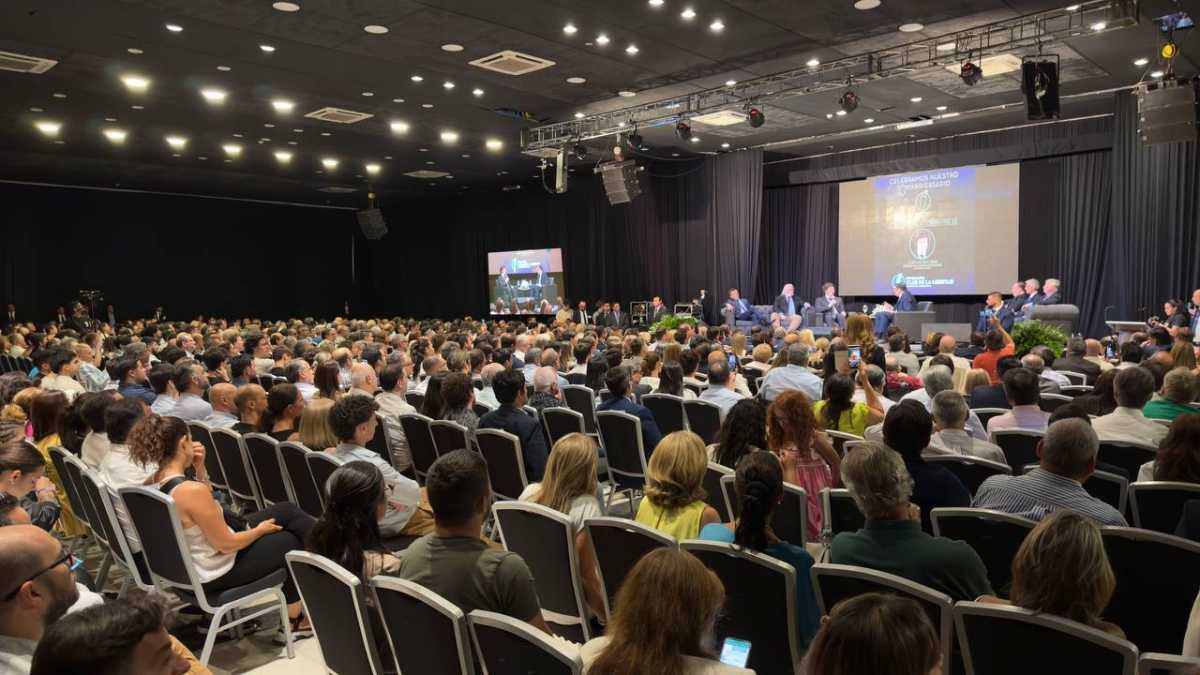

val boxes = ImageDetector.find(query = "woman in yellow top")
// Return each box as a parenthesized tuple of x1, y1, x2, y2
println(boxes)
(812, 369, 886, 438)
(30, 390, 84, 537)
(634, 431, 720, 540)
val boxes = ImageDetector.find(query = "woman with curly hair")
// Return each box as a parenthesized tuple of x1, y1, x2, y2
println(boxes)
(767, 390, 839, 540)
(634, 431, 720, 540)
(709, 398, 767, 468)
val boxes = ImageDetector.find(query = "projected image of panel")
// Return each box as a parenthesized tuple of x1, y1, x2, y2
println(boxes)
(837, 163, 1020, 296)
(487, 248, 565, 315)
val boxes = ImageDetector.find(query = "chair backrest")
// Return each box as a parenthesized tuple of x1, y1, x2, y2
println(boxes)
(52, 448, 95, 531)
(405, 391, 425, 409)
(930, 508, 1035, 594)
(398, 413, 439, 479)
(209, 428, 262, 508)
(370, 577, 475, 675)
(117, 486, 206, 600)
(1097, 442, 1158, 487)
(683, 399, 722, 444)
(682, 541, 802, 675)
(242, 433, 292, 505)
(1059, 370, 1087, 386)
(278, 442, 324, 518)
(583, 517, 675, 619)
(1039, 393, 1073, 413)
(1061, 384, 1094, 397)
(704, 462, 734, 522)
(812, 563, 953, 675)
(720, 474, 809, 547)
(468, 610, 582, 675)
(1103, 527, 1200, 654)
(1129, 482, 1200, 534)
(431, 419, 471, 455)
(990, 429, 1045, 475)
(475, 429, 528, 501)
(924, 455, 1012, 495)
(365, 413, 395, 467)
(562, 385, 598, 434)
(541, 407, 585, 446)
(286, 551, 387, 675)
(955, 601, 1137, 675)
(683, 382, 704, 397)
(472, 402, 494, 418)
(821, 488, 865, 538)
(971, 408, 1009, 430)
(825, 430, 864, 456)
(641, 393, 687, 434)
(78, 468, 152, 588)
(1085, 469, 1131, 513)
(595, 410, 647, 491)
(187, 421, 227, 490)
(305, 451, 344, 508)
(1137, 653, 1200, 675)
(566, 372, 588, 386)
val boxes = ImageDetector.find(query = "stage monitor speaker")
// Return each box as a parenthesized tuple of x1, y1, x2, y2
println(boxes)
(596, 159, 643, 205)
(1021, 59, 1060, 120)
(1137, 81, 1198, 145)
(356, 208, 388, 240)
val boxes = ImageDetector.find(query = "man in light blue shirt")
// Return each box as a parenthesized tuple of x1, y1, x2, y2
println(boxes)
(169, 363, 213, 422)
(202, 383, 239, 429)
(772, 283, 802, 331)
(328, 396, 422, 536)
(698, 362, 746, 421)
(760, 345, 823, 402)
(148, 363, 177, 416)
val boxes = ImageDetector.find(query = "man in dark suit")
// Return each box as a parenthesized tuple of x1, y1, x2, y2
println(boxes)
(593, 301, 612, 327)
(1053, 336, 1101, 385)
(976, 291, 1014, 333)
(814, 282, 846, 329)
(771, 283, 802, 331)
(54, 306, 67, 326)
(105, 304, 117, 327)
(1005, 281, 1028, 314)
(477, 368, 550, 481)
(571, 300, 590, 326)
(610, 302, 630, 329)
(968, 356, 1020, 410)
(531, 264, 549, 301)
(4, 304, 15, 329)
(596, 366, 662, 458)
(721, 288, 755, 328)
(647, 296, 669, 325)
(873, 283, 916, 337)
(1039, 278, 1061, 305)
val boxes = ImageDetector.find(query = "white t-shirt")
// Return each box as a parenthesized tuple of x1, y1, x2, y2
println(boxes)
(81, 431, 111, 469)
(580, 637, 754, 674)
(519, 483, 603, 532)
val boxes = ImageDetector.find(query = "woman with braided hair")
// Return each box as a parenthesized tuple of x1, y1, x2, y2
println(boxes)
(699, 450, 821, 647)
(305, 460, 400, 582)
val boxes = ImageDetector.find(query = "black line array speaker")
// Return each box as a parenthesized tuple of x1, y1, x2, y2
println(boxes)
(356, 208, 388, 240)
(1021, 59, 1060, 120)
(597, 159, 643, 205)
(1137, 81, 1198, 145)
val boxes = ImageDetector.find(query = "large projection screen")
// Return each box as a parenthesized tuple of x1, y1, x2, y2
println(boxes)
(487, 248, 564, 315)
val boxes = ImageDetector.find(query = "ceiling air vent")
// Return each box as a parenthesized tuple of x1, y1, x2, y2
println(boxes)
(404, 169, 450, 179)
(0, 50, 58, 74)
(470, 50, 555, 76)
(304, 107, 374, 124)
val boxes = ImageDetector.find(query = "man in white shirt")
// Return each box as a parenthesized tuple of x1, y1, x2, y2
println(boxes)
(1092, 366, 1168, 447)
(476, 363, 504, 410)
(1083, 339, 1114, 373)
(72, 343, 110, 393)
(698, 362, 745, 421)
(375, 362, 416, 472)
(1022, 352, 1069, 392)
(246, 335, 275, 377)
(0, 525, 82, 675)
(917, 336, 972, 393)
(984, 368, 1050, 435)
(413, 355, 446, 395)
(513, 334, 531, 365)
(759, 345, 823, 402)
(97, 399, 153, 550)
(147, 363, 178, 416)
(168, 363, 212, 422)
(926, 391, 1006, 464)
(853, 365, 895, 412)
(286, 359, 318, 402)
(899, 367, 988, 440)
(39, 350, 85, 402)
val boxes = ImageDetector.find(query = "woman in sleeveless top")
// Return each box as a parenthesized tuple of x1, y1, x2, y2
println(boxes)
(767, 390, 840, 541)
(634, 431, 720, 540)
(128, 414, 316, 632)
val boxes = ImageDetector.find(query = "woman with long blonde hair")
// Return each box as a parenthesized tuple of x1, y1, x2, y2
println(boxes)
(730, 333, 747, 358)
(844, 313, 883, 368)
(289, 398, 338, 451)
(635, 431, 720, 540)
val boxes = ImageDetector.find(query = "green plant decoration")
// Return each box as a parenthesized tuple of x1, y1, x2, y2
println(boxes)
(649, 313, 699, 332)
(1010, 320, 1068, 358)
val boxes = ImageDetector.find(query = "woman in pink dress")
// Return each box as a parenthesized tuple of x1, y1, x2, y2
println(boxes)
(767, 390, 840, 540)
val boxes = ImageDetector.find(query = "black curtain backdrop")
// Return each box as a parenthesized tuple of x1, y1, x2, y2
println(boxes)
(754, 183, 839, 304)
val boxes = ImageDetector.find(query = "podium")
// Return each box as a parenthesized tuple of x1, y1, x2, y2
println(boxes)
(1106, 320, 1147, 344)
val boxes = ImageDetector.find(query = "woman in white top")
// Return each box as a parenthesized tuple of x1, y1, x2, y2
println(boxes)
(580, 547, 752, 675)
(656, 362, 698, 400)
(128, 414, 316, 631)
(519, 433, 606, 620)
(639, 353, 662, 392)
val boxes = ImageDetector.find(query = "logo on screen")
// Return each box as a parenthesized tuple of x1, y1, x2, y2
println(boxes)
(909, 228, 936, 260)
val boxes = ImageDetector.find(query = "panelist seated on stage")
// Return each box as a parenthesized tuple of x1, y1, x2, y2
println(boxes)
(771, 283, 803, 331)
(872, 283, 916, 338)
(814, 282, 846, 329)
(720, 288, 756, 327)
(976, 291, 1014, 333)
(1004, 281, 1028, 314)
(1015, 277, 1062, 321)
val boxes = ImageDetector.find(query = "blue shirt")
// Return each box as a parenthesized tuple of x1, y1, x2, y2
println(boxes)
(150, 394, 177, 415)
(787, 296, 795, 316)
(698, 386, 745, 421)
(972, 467, 1127, 526)
(203, 410, 239, 429)
(118, 382, 157, 406)
(759, 365, 823, 402)
(170, 393, 213, 422)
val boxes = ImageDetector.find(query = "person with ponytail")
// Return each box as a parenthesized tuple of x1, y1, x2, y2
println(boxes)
(305, 461, 400, 581)
(260, 383, 304, 441)
(698, 451, 821, 647)
(0, 431, 61, 531)
(127, 413, 316, 633)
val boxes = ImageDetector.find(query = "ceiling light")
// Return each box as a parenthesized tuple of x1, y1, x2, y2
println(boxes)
(1065, 4, 1080, 10)
(805, 59, 821, 69)
(443, 81, 455, 90)
(271, 99, 295, 113)
(29, 107, 42, 112)
(362, 91, 374, 96)
(292, 128, 303, 132)
(104, 117, 116, 122)
(1090, 21, 1106, 31)
(854, 0, 881, 8)
(649, 0, 664, 6)
(320, 132, 330, 136)
(596, 34, 610, 46)
(393, 98, 405, 103)
(272, 2, 300, 11)
(860, 117, 877, 125)
(690, 136, 700, 143)
(936, 42, 955, 52)
(52, 93, 66, 99)
(898, 23, 923, 32)
(910, 96, 922, 103)
(709, 19, 725, 32)
(260, 44, 276, 53)
(618, 90, 636, 97)
(410, 74, 424, 83)
(471, 88, 484, 98)
(364, 25, 388, 34)
(34, 120, 61, 137)
(127, 48, 143, 55)
(567, 76, 586, 84)
(626, 44, 639, 55)
(217, 65, 232, 71)
(574, 112, 585, 119)
(121, 74, 150, 92)
(422, 103, 434, 108)
(321, 157, 339, 169)
(836, 110, 847, 116)
(1150, 70, 1164, 78)
(932, 105, 947, 112)
(165, 23, 183, 33)
(365, 162, 381, 175)
(563, 23, 578, 35)
(725, 79, 737, 86)
(440, 130, 459, 143)
(165, 135, 187, 149)
(825, 113, 834, 119)
(200, 88, 228, 104)
(222, 143, 242, 157)
(441, 44, 464, 52)
(264, 123, 275, 128)
(618, 121, 627, 127)
(681, 7, 696, 19)
(102, 128, 127, 144)
(721, 142, 730, 148)
(233, 133, 243, 138)
(389, 120, 409, 134)
(130, 105, 144, 110)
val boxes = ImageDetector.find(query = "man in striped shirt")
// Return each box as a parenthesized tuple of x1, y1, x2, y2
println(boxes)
(971, 418, 1127, 526)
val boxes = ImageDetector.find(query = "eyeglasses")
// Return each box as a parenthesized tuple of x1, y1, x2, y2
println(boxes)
(2, 547, 79, 601)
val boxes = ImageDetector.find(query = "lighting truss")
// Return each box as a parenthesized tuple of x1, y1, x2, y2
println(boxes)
(520, 0, 1137, 154)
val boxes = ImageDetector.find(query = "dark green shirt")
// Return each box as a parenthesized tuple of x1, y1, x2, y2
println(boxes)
(830, 519, 993, 602)
(396, 534, 542, 622)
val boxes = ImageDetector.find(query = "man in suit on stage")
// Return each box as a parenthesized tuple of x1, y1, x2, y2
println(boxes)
(1005, 281, 1028, 314)
(977, 291, 1014, 333)
(531, 263, 550, 301)
(4, 304, 15, 329)
(647, 296, 669, 325)
(1039, 278, 1061, 305)
(721, 288, 755, 328)
(572, 300, 590, 326)
(1190, 289, 1200, 343)
(610, 302, 630, 329)
(594, 302, 613, 328)
(772, 283, 803, 331)
(54, 306, 68, 326)
(873, 283, 916, 338)
(814, 282, 846, 329)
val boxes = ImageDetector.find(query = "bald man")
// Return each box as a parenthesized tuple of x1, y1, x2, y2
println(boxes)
(348, 362, 378, 399)
(232, 384, 267, 434)
(918, 335, 972, 393)
(1083, 339, 1114, 372)
(203, 383, 238, 429)
(0, 525, 81, 672)
(476, 363, 505, 410)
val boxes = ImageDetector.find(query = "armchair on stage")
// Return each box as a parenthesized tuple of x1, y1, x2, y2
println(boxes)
(721, 304, 775, 330)
(1025, 304, 1079, 334)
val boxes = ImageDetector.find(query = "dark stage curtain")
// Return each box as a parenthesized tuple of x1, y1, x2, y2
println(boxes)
(754, 183, 839, 305)
(710, 150, 764, 303)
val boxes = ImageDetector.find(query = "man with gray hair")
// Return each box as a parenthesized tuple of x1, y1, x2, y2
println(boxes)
(972, 419, 1126, 525)
(528, 365, 564, 413)
(926, 390, 1005, 464)
(1092, 366, 1168, 446)
(475, 363, 505, 410)
(1019, 353, 1061, 394)
(758, 344, 822, 401)
(1053, 336, 1101, 384)
(831, 442, 993, 602)
(1144, 367, 1200, 422)
(896, 365, 988, 440)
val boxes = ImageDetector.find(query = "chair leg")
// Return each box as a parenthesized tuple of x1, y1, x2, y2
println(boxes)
(94, 551, 113, 589)
(199, 605, 232, 666)
(275, 588, 295, 659)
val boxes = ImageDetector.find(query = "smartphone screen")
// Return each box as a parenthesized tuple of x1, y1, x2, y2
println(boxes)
(1105, 344, 1115, 359)
(848, 345, 862, 370)
(834, 349, 849, 373)
(720, 637, 751, 667)
(727, 353, 738, 369)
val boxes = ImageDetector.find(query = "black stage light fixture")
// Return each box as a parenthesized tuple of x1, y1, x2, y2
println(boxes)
(837, 90, 859, 113)
(675, 120, 692, 141)
(960, 61, 983, 86)
(573, 143, 588, 160)
(627, 131, 645, 150)
(747, 107, 765, 127)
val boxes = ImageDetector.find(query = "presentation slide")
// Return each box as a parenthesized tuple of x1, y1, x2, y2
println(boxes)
(487, 248, 565, 315)
(837, 163, 1020, 297)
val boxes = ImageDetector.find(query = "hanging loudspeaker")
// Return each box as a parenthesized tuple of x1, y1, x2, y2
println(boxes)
(1021, 58, 1060, 120)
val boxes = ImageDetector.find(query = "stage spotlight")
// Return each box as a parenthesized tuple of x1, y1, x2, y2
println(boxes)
(1160, 42, 1178, 60)
(573, 143, 588, 160)
(837, 90, 859, 113)
(747, 107, 765, 128)
(627, 131, 645, 150)
(675, 120, 692, 141)
(960, 61, 983, 86)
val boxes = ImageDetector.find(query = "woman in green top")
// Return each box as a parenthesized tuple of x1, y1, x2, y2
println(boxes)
(813, 370, 885, 437)
(634, 431, 720, 540)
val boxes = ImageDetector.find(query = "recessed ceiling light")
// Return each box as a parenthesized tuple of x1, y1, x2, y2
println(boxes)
(411, 74, 424, 83)
(34, 120, 61, 137)
(365, 162, 382, 175)
(419, 147, 429, 152)
(389, 120, 409, 134)
(681, 7, 696, 20)
(233, 133, 243, 138)
(563, 23, 578, 35)
(863, 117, 875, 123)
(1065, 4, 1081, 10)
(898, 23, 924, 32)
(274, 150, 294, 163)
(264, 123, 275, 128)
(721, 142, 730, 148)
(486, 138, 503, 151)
(292, 128, 302, 132)
(443, 81, 455, 90)
(618, 90, 636, 97)
(596, 34, 610, 46)
(441, 43, 464, 52)
(936, 105, 947, 111)
(52, 92, 66, 99)
(649, 0, 664, 6)
(672, 153, 680, 157)
(836, 110, 847, 116)
(384, 155, 392, 160)
(319, 132, 330, 137)
(172, 153, 180, 157)
(287, 140, 297, 145)
(393, 98, 405, 103)
(222, 143, 242, 157)
(422, 103, 434, 108)
(362, 91, 374, 96)
(426, 161, 435, 165)
(322, 157, 339, 169)
(29, 107, 43, 112)
(853, 0, 880, 8)
(709, 19, 725, 32)
(472, 87, 484, 97)
(165, 135, 187, 149)
(102, 128, 127, 144)
(121, 74, 150, 92)
(690, 136, 700, 143)
(200, 88, 228, 104)
(1133, 57, 1149, 67)
(826, 113, 834, 119)
(271, 99, 295, 113)
(165, 23, 183, 33)
(130, 105, 144, 110)
(440, 130, 459, 143)
(127, 48, 143, 55)
(364, 24, 388, 34)
(461, 154, 471, 158)
(1150, 70, 1164, 78)
(910, 96, 922, 102)
(272, 2, 300, 11)
(216, 65, 232, 71)
(259, 137, 271, 142)
(725, 79, 737, 86)
(104, 117, 116, 122)
(626, 44, 639, 55)
(574, 112, 585, 119)
(567, 76, 586, 84)
(1090, 21, 1106, 31)
(618, 121, 627, 127)
(260, 44, 276, 53)
(806, 58, 820, 68)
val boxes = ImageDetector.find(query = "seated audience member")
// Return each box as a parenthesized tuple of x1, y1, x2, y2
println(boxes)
(883, 401, 969, 533)
(699, 451, 820, 647)
(72, 342, 110, 393)
(29, 392, 82, 537)
(698, 362, 745, 421)
(918, 335, 972, 392)
(440, 372, 478, 434)
(290, 399, 337, 452)
(1091, 365, 1168, 446)
(1144, 367, 1199, 421)
(29, 589, 206, 675)
(746, 343, 773, 374)
(709, 398, 767, 468)
(328, 396, 423, 536)
(312, 361, 342, 401)
(420, 372, 447, 420)
(981, 511, 1123, 638)
(528, 365, 565, 413)
(478, 369, 550, 481)
(1139, 413, 1200, 482)
(346, 362, 378, 400)
(985, 367, 1050, 435)
(129, 414, 315, 630)
(971, 320, 1015, 385)
(1084, 338, 1115, 372)
(855, 365, 895, 413)
(475, 362, 505, 409)
(768, 390, 839, 539)
(202, 348, 229, 387)
(397, 450, 548, 630)
(1115, 340, 1143, 370)
(201, 383, 239, 429)
(0, 525, 82, 674)
(637, 352, 661, 390)
(519, 433, 606, 620)
(1048, 402, 1092, 426)
(759, 344, 823, 402)
(895, 366, 988, 441)
(231, 384, 267, 434)
(968, 356, 1020, 410)
(972, 419, 1127, 525)
(831, 443, 991, 601)
(654, 361, 695, 400)
(962, 368, 991, 398)
(147, 363, 178, 416)
(115, 358, 156, 406)
(597, 365, 663, 455)
(1143, 327, 1174, 359)
(228, 354, 255, 387)
(38, 350, 84, 402)
(168, 363, 212, 422)
(1021, 352, 1065, 393)
(1053, 337, 1102, 385)
(413, 356, 446, 395)
(814, 371, 885, 437)
(78, 392, 114, 468)
(246, 335, 274, 378)
(887, 333, 921, 375)
(306, 461, 401, 581)
(1076, 369, 1119, 417)
(261, 383, 303, 441)
(284, 359, 318, 402)
(581, 548, 749, 674)
(0, 436, 61, 532)
(805, 593, 942, 675)
(926, 391, 1006, 464)
(374, 363, 415, 472)
(635, 431, 720, 540)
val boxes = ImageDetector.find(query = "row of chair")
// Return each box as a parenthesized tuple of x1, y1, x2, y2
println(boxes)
(0, 353, 33, 374)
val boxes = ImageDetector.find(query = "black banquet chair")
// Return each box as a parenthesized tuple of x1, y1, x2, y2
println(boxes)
(242, 433, 293, 506)
(542, 407, 585, 447)
(820, 488, 865, 540)
(286, 551, 389, 675)
(398, 413, 439, 481)
(924, 455, 1011, 495)
(583, 517, 675, 619)
(683, 400, 721, 445)
(468, 610, 582, 675)
(475, 429, 529, 501)
(641, 393, 687, 435)
(1102, 526, 1200, 654)
(370, 577, 475, 675)
(1129, 482, 1200, 535)
(990, 429, 1044, 476)
(278, 442, 324, 518)
(929, 507, 1034, 595)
